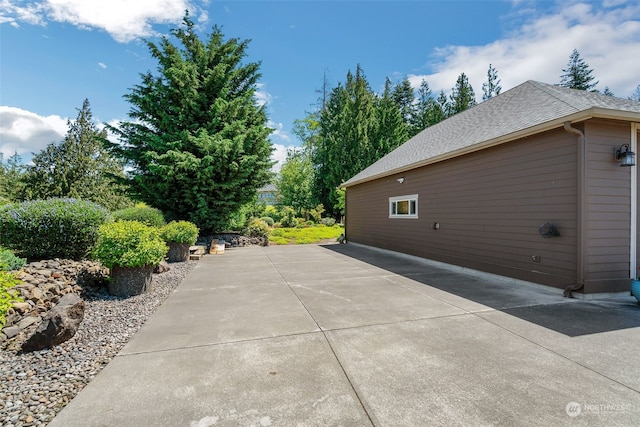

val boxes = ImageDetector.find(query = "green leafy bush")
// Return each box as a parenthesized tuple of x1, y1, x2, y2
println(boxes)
(112, 204, 166, 228)
(259, 216, 274, 227)
(280, 206, 297, 228)
(1, 271, 22, 328)
(93, 221, 168, 269)
(0, 198, 110, 260)
(0, 246, 26, 271)
(246, 218, 270, 239)
(320, 217, 336, 226)
(160, 221, 199, 244)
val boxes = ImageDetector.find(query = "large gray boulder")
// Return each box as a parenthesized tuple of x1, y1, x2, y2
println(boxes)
(21, 293, 85, 352)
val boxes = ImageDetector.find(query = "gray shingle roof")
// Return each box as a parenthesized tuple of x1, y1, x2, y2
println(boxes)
(342, 80, 640, 187)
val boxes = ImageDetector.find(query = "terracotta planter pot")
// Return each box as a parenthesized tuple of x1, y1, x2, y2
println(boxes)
(108, 264, 154, 297)
(166, 242, 191, 263)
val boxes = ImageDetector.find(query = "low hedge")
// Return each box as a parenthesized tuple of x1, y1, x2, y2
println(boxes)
(0, 198, 110, 260)
(160, 221, 199, 245)
(93, 220, 168, 269)
(112, 205, 166, 228)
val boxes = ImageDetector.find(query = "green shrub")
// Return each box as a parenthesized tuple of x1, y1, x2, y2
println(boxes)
(93, 221, 168, 269)
(0, 246, 26, 271)
(0, 271, 22, 328)
(160, 221, 199, 244)
(112, 204, 166, 228)
(320, 217, 336, 226)
(259, 216, 274, 227)
(246, 218, 270, 239)
(0, 198, 110, 260)
(280, 207, 297, 228)
(264, 205, 283, 222)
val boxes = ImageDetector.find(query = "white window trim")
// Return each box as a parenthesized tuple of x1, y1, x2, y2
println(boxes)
(389, 194, 418, 219)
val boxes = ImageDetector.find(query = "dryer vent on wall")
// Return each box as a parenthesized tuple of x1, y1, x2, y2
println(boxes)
(539, 223, 560, 238)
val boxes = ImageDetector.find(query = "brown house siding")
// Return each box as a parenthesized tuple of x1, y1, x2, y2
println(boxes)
(583, 120, 634, 293)
(346, 127, 579, 290)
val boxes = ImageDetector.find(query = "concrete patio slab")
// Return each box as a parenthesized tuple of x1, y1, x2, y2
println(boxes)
(50, 334, 371, 427)
(477, 301, 640, 391)
(290, 276, 466, 330)
(326, 314, 640, 426)
(50, 243, 640, 426)
(121, 281, 319, 354)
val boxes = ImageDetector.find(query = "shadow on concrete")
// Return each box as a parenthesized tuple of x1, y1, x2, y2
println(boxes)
(322, 244, 640, 337)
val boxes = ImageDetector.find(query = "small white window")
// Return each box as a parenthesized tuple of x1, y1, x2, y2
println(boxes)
(389, 194, 418, 218)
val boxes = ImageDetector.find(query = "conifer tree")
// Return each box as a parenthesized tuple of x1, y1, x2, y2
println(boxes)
(376, 78, 408, 158)
(391, 77, 415, 129)
(630, 85, 640, 102)
(449, 73, 477, 115)
(559, 49, 599, 91)
(412, 79, 446, 133)
(108, 14, 273, 232)
(482, 64, 502, 101)
(22, 99, 131, 210)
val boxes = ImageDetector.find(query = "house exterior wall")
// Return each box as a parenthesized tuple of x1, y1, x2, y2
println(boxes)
(582, 120, 635, 293)
(346, 127, 580, 290)
(347, 119, 640, 293)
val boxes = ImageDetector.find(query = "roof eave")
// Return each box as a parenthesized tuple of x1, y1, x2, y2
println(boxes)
(341, 108, 640, 188)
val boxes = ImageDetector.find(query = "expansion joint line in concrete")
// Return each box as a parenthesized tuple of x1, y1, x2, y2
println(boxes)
(475, 313, 640, 395)
(264, 248, 377, 426)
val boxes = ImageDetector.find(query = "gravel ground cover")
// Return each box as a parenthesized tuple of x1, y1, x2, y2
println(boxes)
(0, 260, 197, 427)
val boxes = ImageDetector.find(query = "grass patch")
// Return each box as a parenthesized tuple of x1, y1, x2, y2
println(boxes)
(269, 224, 344, 245)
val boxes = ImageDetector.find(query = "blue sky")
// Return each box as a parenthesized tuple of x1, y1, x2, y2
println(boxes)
(1, 0, 639, 169)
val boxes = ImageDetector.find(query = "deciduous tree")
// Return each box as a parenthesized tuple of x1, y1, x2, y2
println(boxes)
(277, 148, 315, 217)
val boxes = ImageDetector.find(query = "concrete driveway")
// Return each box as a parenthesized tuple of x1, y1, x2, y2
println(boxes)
(50, 243, 640, 426)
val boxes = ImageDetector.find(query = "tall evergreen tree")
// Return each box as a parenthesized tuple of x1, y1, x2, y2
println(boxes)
(311, 65, 409, 217)
(391, 77, 415, 130)
(449, 73, 477, 115)
(482, 64, 502, 101)
(559, 49, 599, 91)
(375, 78, 409, 158)
(436, 90, 450, 119)
(0, 152, 26, 204)
(317, 65, 377, 216)
(630, 85, 640, 102)
(108, 14, 273, 232)
(21, 99, 131, 210)
(412, 79, 446, 133)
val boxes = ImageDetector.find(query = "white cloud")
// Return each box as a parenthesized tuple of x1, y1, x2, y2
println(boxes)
(0, 0, 204, 43)
(408, 1, 640, 100)
(255, 84, 273, 107)
(0, 106, 68, 158)
(268, 120, 291, 143)
(270, 142, 295, 173)
(98, 62, 107, 69)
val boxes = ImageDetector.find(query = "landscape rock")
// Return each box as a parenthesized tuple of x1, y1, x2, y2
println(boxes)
(21, 294, 85, 352)
(1, 259, 110, 352)
(154, 261, 171, 274)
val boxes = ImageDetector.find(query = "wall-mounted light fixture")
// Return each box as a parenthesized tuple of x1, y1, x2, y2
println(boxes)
(615, 144, 635, 167)
(396, 177, 405, 184)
